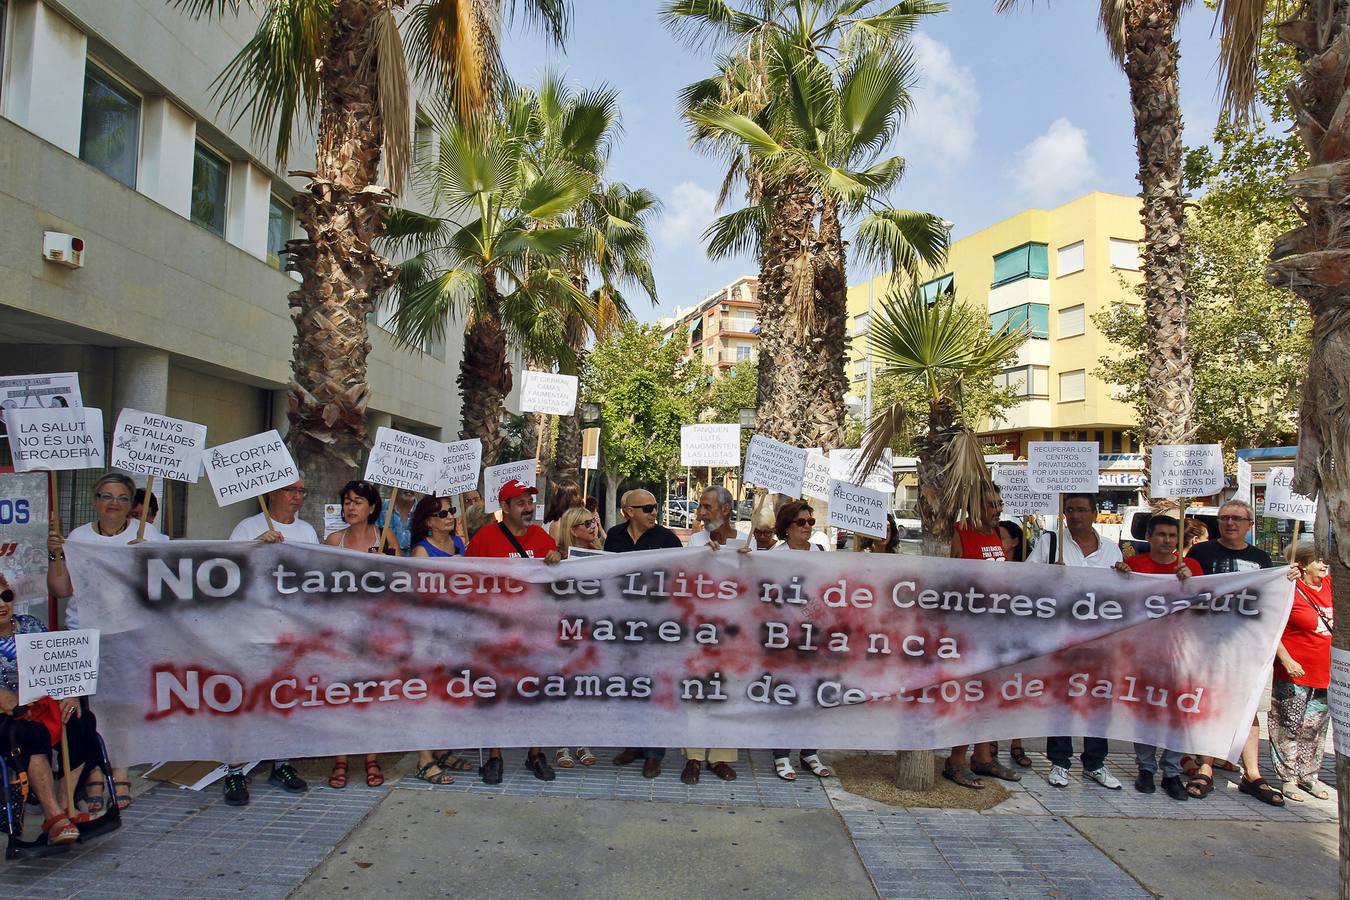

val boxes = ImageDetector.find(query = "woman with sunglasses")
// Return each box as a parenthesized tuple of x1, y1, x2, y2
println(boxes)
(324, 480, 399, 790)
(766, 500, 832, 782)
(551, 506, 603, 768)
(46, 472, 168, 812)
(409, 496, 465, 559)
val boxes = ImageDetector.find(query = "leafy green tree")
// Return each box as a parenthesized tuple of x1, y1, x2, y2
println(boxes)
(846, 371, 1021, 456)
(703, 362, 759, 452)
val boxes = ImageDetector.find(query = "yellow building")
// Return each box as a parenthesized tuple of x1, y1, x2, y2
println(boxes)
(847, 192, 1147, 504)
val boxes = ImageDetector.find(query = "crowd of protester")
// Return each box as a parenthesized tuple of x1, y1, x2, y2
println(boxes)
(0, 470, 1331, 843)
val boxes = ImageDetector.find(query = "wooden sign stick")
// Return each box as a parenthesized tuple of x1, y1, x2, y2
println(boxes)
(61, 724, 76, 816)
(377, 487, 399, 553)
(257, 495, 275, 532)
(1056, 493, 1066, 565)
(1176, 498, 1189, 563)
(136, 474, 155, 542)
(47, 471, 62, 536)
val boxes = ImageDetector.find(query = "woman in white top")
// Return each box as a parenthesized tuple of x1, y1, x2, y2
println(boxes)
(47, 472, 168, 812)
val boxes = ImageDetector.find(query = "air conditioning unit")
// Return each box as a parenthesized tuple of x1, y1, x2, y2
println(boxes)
(42, 232, 85, 268)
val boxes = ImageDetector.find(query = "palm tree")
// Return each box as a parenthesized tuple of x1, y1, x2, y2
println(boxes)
(382, 109, 595, 465)
(171, 0, 569, 511)
(668, 1, 947, 450)
(996, 0, 1197, 452)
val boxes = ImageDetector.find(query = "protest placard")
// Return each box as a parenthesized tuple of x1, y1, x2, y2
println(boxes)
(564, 547, 611, 561)
(1027, 441, 1099, 493)
(202, 430, 297, 506)
(16, 628, 99, 704)
(323, 504, 346, 539)
(0, 471, 51, 616)
(802, 449, 831, 501)
(992, 464, 1058, 517)
(0, 372, 83, 411)
(1264, 466, 1316, 523)
(829, 449, 895, 494)
(826, 479, 889, 539)
(436, 438, 482, 497)
(1150, 444, 1224, 498)
(3, 407, 105, 472)
(681, 424, 741, 468)
(519, 371, 579, 416)
(363, 427, 442, 495)
(482, 459, 536, 513)
(111, 408, 207, 483)
(743, 435, 807, 498)
(581, 428, 600, 471)
(1235, 457, 1253, 500)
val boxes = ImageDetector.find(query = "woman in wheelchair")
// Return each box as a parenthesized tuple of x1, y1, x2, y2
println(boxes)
(2, 575, 102, 845)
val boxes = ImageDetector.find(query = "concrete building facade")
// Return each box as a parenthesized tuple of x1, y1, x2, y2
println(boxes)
(660, 275, 760, 374)
(847, 192, 1148, 506)
(0, 0, 473, 538)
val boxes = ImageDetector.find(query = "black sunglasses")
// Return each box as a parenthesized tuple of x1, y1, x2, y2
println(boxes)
(792, 517, 816, 527)
(429, 508, 457, 518)
(627, 503, 658, 514)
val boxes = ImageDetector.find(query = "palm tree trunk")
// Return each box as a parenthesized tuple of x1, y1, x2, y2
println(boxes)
(916, 399, 960, 558)
(755, 175, 846, 449)
(1122, 1, 1196, 449)
(287, 0, 396, 523)
(554, 312, 587, 482)
(1267, 11, 1350, 886)
(459, 280, 512, 467)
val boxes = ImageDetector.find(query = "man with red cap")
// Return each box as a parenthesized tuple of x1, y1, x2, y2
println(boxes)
(465, 478, 562, 782)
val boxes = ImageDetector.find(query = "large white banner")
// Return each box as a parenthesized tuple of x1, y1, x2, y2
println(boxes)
(68, 541, 1293, 766)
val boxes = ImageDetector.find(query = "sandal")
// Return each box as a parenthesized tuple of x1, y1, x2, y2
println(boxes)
(555, 748, 576, 768)
(577, 748, 597, 766)
(434, 752, 474, 772)
(365, 757, 385, 788)
(773, 757, 797, 781)
(1010, 745, 1032, 768)
(414, 762, 455, 785)
(970, 760, 1022, 782)
(708, 761, 737, 781)
(801, 754, 832, 778)
(942, 763, 984, 790)
(1299, 777, 1331, 800)
(1185, 773, 1213, 799)
(42, 813, 80, 845)
(328, 759, 348, 789)
(1239, 777, 1284, 806)
(114, 779, 133, 810)
(1282, 781, 1304, 802)
(82, 781, 106, 815)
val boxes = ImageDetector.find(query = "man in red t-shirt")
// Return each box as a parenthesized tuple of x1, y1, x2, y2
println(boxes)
(1114, 515, 1196, 801)
(464, 479, 561, 784)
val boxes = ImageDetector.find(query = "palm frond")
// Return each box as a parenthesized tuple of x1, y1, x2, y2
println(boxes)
(857, 399, 912, 483)
(660, 0, 767, 49)
(368, 5, 411, 195)
(687, 103, 786, 157)
(703, 203, 770, 260)
(386, 262, 485, 349)
(941, 429, 996, 529)
(853, 207, 948, 278)
(1215, 0, 1269, 115)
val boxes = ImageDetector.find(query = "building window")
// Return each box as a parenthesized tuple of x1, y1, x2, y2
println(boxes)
(1059, 369, 1086, 403)
(990, 303, 1049, 339)
(919, 273, 954, 303)
(1058, 304, 1085, 338)
(852, 358, 870, 382)
(852, 312, 871, 336)
(992, 242, 1049, 287)
(267, 195, 294, 270)
(735, 342, 753, 361)
(995, 365, 1049, 399)
(1057, 241, 1084, 276)
(1109, 238, 1140, 270)
(191, 143, 229, 236)
(80, 62, 141, 188)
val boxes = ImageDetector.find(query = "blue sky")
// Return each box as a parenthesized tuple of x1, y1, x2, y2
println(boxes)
(503, 2, 1226, 323)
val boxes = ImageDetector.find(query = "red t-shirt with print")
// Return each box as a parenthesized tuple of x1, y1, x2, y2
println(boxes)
(465, 522, 558, 559)
(955, 525, 1006, 562)
(1125, 554, 1203, 576)
(1276, 577, 1333, 689)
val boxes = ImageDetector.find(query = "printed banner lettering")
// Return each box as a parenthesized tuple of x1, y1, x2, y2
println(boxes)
(1264, 467, 1315, 523)
(436, 438, 483, 497)
(483, 459, 536, 513)
(16, 628, 100, 703)
(1028, 441, 1099, 494)
(111, 408, 208, 483)
(743, 435, 807, 498)
(364, 427, 441, 495)
(681, 424, 741, 468)
(1150, 444, 1224, 498)
(3, 407, 105, 472)
(67, 541, 1292, 766)
(203, 430, 297, 505)
(519, 371, 580, 416)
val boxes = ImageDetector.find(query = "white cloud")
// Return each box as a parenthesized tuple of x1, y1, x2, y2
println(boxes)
(899, 33, 979, 171)
(1008, 118, 1101, 207)
(659, 181, 718, 247)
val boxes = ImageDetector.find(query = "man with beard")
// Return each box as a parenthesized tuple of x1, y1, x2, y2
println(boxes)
(686, 485, 743, 550)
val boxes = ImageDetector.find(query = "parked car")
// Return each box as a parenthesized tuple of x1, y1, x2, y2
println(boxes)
(664, 499, 697, 527)
(892, 509, 922, 539)
(1112, 505, 1219, 555)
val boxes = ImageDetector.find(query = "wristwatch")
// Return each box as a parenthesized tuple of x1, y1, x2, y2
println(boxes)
(47, 551, 63, 561)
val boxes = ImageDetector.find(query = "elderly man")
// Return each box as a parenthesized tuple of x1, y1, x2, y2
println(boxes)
(1029, 493, 1123, 792)
(687, 485, 743, 549)
(222, 474, 316, 806)
(605, 489, 682, 777)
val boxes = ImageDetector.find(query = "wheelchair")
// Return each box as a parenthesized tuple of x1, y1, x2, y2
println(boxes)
(2, 727, 122, 860)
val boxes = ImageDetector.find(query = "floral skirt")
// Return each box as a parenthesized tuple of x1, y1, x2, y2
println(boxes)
(1267, 679, 1330, 784)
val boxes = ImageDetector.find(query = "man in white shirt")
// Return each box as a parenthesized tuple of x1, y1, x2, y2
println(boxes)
(1029, 493, 1123, 791)
(222, 473, 315, 806)
(686, 486, 743, 550)
(228, 476, 319, 544)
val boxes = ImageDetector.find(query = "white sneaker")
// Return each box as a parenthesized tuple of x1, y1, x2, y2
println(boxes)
(1047, 764, 1070, 787)
(1085, 766, 1122, 790)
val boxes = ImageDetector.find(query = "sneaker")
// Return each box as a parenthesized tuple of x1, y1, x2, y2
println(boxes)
(268, 764, 308, 793)
(480, 756, 504, 785)
(525, 752, 555, 782)
(1047, 765, 1070, 787)
(1135, 770, 1156, 794)
(1161, 775, 1190, 802)
(222, 773, 250, 806)
(1085, 766, 1122, 790)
